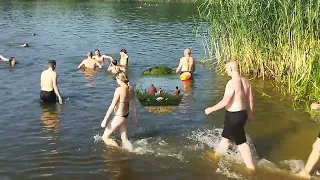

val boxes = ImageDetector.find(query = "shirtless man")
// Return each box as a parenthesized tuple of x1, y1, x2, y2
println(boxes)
(297, 102, 320, 179)
(40, 60, 63, 104)
(119, 49, 129, 67)
(0, 55, 16, 67)
(176, 48, 195, 74)
(92, 49, 114, 66)
(148, 84, 156, 96)
(78, 51, 102, 69)
(204, 61, 255, 170)
(107, 60, 126, 74)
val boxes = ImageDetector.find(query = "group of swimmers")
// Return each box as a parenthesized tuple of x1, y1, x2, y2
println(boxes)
(2, 45, 318, 178)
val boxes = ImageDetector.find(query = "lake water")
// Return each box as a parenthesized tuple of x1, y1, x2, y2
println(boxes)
(0, 1, 319, 179)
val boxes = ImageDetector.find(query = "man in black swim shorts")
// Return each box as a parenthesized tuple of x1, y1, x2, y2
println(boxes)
(40, 60, 62, 104)
(205, 60, 255, 170)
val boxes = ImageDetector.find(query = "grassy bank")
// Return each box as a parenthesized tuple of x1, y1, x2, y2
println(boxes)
(198, 0, 320, 106)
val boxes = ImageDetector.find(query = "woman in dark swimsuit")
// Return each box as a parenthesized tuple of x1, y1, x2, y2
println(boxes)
(101, 72, 137, 147)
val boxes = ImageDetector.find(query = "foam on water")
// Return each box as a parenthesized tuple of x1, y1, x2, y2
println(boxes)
(94, 135, 184, 161)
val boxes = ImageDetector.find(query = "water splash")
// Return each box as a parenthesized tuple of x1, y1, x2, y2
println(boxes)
(93, 134, 102, 143)
(280, 160, 305, 174)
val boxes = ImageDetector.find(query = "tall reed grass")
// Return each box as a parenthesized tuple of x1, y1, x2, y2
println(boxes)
(198, 0, 320, 103)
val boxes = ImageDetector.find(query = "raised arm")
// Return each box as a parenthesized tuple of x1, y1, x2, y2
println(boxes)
(176, 59, 183, 73)
(102, 55, 114, 63)
(52, 72, 62, 104)
(205, 80, 234, 115)
(101, 88, 120, 127)
(0, 55, 9, 61)
(78, 60, 85, 69)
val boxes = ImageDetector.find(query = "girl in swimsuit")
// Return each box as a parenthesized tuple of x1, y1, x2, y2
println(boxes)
(101, 72, 137, 147)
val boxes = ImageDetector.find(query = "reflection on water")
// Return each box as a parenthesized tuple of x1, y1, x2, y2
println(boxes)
(79, 68, 98, 87)
(40, 103, 61, 132)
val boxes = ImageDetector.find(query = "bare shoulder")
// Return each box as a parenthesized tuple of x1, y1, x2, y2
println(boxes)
(241, 77, 251, 88)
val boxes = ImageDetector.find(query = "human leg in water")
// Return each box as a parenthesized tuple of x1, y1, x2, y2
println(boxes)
(298, 137, 320, 179)
(119, 120, 132, 149)
(206, 137, 231, 160)
(101, 116, 126, 147)
(237, 142, 255, 170)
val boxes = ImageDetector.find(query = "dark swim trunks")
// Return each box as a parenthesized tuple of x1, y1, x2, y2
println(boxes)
(40, 90, 57, 104)
(222, 110, 248, 145)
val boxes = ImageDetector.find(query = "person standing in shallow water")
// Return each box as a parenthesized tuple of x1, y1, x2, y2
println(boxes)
(92, 49, 114, 67)
(297, 103, 320, 179)
(101, 72, 137, 148)
(78, 51, 102, 69)
(40, 60, 63, 104)
(176, 48, 195, 74)
(119, 49, 128, 67)
(204, 60, 255, 170)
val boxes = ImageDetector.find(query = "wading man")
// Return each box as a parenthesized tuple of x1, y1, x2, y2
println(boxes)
(204, 60, 255, 170)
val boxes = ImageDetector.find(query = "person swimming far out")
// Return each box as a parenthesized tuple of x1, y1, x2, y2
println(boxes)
(174, 86, 180, 95)
(176, 48, 195, 81)
(0, 55, 16, 67)
(107, 60, 126, 74)
(204, 60, 255, 170)
(100, 72, 137, 148)
(78, 51, 102, 69)
(119, 48, 129, 67)
(40, 60, 63, 104)
(92, 49, 114, 66)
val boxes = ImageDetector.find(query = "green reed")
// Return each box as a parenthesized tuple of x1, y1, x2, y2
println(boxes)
(198, 0, 320, 104)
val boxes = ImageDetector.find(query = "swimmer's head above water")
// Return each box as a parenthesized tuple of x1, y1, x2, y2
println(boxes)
(120, 48, 127, 55)
(21, 43, 29, 47)
(94, 49, 100, 56)
(112, 60, 117, 65)
(48, 60, 56, 70)
(9, 57, 16, 67)
(87, 51, 93, 59)
(225, 60, 239, 76)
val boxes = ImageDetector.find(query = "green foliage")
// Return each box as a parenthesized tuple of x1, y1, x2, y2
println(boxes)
(142, 66, 175, 76)
(198, 0, 320, 104)
(136, 87, 182, 106)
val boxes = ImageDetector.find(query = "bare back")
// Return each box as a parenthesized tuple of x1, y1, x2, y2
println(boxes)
(41, 70, 55, 92)
(114, 86, 132, 116)
(226, 77, 250, 112)
(120, 55, 128, 67)
(180, 56, 194, 72)
(82, 58, 99, 69)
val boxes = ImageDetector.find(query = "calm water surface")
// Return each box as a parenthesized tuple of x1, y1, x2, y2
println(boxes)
(0, 1, 319, 179)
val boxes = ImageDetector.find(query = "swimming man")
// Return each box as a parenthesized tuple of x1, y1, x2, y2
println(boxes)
(78, 52, 102, 69)
(176, 48, 195, 74)
(0, 55, 16, 67)
(204, 60, 255, 170)
(174, 86, 180, 95)
(92, 49, 114, 66)
(40, 60, 63, 104)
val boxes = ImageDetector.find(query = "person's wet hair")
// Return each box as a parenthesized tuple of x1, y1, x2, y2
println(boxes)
(48, 60, 56, 68)
(9, 57, 15, 66)
(87, 51, 93, 58)
(112, 60, 117, 65)
(95, 49, 100, 53)
(120, 49, 127, 54)
(176, 86, 179, 89)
